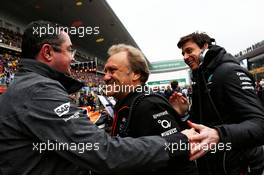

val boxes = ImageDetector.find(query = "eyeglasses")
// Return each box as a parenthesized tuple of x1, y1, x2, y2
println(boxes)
(51, 44, 76, 58)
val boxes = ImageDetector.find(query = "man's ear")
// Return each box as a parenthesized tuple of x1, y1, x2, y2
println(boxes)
(40, 44, 53, 62)
(203, 43, 209, 50)
(132, 73, 141, 81)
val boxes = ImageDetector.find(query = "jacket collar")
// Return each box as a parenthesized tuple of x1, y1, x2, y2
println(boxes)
(200, 45, 225, 70)
(200, 45, 239, 71)
(114, 85, 147, 110)
(19, 59, 84, 94)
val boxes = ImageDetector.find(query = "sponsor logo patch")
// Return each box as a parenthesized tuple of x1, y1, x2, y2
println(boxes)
(161, 128, 178, 136)
(63, 112, 80, 122)
(158, 119, 171, 129)
(54, 102, 70, 117)
(153, 110, 168, 119)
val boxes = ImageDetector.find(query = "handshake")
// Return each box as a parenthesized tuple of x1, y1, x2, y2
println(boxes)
(180, 120, 232, 160)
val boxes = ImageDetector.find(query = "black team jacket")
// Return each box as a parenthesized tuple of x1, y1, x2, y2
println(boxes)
(190, 45, 264, 175)
(112, 88, 198, 175)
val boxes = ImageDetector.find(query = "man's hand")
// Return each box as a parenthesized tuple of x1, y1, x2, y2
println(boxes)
(181, 128, 201, 157)
(187, 121, 220, 160)
(181, 128, 198, 139)
(169, 92, 189, 116)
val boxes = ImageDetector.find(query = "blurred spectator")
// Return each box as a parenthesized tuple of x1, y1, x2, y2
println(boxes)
(256, 81, 264, 106)
(0, 54, 19, 86)
(165, 80, 182, 99)
(70, 70, 104, 87)
(187, 86, 193, 104)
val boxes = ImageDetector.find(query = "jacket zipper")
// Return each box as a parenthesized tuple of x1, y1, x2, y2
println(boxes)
(223, 151, 228, 175)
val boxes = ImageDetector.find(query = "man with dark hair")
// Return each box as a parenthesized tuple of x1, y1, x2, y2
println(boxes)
(172, 32, 264, 175)
(256, 81, 264, 106)
(104, 44, 198, 175)
(0, 20, 196, 175)
(22, 22, 53, 54)
(165, 80, 182, 99)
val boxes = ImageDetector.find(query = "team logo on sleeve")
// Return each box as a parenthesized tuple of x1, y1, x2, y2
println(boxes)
(161, 128, 178, 136)
(54, 102, 70, 117)
(158, 119, 171, 129)
(236, 71, 254, 90)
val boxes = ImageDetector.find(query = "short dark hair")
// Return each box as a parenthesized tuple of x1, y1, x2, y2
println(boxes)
(170, 80, 179, 89)
(177, 32, 215, 49)
(21, 20, 65, 59)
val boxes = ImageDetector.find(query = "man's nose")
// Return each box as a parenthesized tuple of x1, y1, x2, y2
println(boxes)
(183, 53, 189, 61)
(103, 72, 111, 82)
